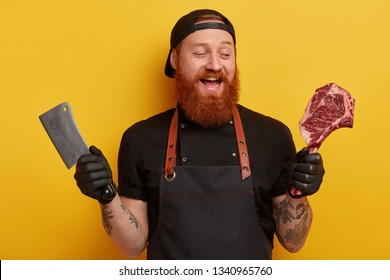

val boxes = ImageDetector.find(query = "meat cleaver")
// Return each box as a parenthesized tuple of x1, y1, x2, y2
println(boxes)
(39, 102, 116, 202)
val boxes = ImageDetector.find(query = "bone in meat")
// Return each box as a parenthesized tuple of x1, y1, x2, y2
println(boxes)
(299, 83, 355, 152)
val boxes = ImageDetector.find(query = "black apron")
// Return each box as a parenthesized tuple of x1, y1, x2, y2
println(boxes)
(147, 107, 272, 259)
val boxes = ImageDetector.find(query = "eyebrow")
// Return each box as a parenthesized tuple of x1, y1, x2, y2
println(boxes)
(191, 41, 234, 47)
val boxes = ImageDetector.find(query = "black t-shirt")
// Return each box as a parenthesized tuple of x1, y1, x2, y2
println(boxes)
(118, 104, 296, 243)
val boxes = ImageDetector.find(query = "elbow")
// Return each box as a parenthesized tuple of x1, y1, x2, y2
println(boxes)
(276, 233, 308, 253)
(121, 243, 147, 259)
(125, 251, 143, 260)
(113, 235, 148, 259)
(283, 242, 305, 253)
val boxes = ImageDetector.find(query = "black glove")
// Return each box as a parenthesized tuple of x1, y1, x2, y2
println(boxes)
(74, 145, 116, 204)
(287, 147, 325, 198)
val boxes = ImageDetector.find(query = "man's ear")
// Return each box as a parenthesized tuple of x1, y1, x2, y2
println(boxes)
(170, 49, 178, 71)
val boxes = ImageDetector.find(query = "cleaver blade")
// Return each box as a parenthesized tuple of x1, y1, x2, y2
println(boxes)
(39, 102, 89, 169)
(39, 102, 116, 202)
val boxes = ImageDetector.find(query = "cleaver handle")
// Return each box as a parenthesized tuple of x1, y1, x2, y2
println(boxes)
(101, 182, 117, 204)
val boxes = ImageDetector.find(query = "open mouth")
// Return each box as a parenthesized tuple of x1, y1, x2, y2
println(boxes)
(200, 77, 221, 89)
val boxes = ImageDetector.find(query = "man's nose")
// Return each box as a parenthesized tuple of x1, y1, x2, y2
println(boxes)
(205, 53, 222, 72)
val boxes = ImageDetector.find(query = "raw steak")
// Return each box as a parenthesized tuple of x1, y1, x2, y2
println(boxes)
(299, 83, 355, 152)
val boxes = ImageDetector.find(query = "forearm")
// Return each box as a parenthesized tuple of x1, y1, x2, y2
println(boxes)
(100, 195, 147, 258)
(273, 193, 313, 253)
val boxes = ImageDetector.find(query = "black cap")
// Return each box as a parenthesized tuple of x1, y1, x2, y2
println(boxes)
(164, 9, 236, 78)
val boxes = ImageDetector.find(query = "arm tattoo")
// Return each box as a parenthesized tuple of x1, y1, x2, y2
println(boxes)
(274, 199, 311, 246)
(119, 203, 140, 230)
(100, 204, 114, 235)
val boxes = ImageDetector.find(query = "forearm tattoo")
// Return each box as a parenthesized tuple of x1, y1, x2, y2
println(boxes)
(100, 203, 141, 236)
(274, 199, 312, 247)
(101, 204, 114, 235)
(119, 203, 140, 230)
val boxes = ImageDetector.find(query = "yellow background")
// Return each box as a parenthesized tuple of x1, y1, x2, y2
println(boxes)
(1, 0, 389, 260)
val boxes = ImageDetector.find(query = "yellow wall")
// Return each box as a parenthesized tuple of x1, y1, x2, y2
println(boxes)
(1, 0, 389, 260)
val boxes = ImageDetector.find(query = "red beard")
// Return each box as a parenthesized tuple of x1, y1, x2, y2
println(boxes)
(174, 66, 240, 128)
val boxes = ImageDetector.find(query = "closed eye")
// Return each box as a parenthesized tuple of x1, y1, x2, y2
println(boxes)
(193, 52, 207, 57)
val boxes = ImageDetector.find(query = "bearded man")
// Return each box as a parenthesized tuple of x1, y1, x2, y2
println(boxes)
(74, 9, 325, 260)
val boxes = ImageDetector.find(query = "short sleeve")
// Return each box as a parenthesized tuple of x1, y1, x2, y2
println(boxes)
(117, 128, 148, 201)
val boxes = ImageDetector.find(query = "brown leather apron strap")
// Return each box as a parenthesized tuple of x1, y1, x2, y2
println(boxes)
(164, 109, 178, 180)
(232, 106, 251, 180)
(164, 107, 252, 181)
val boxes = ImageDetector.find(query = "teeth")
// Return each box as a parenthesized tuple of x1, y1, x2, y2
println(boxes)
(201, 77, 221, 89)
